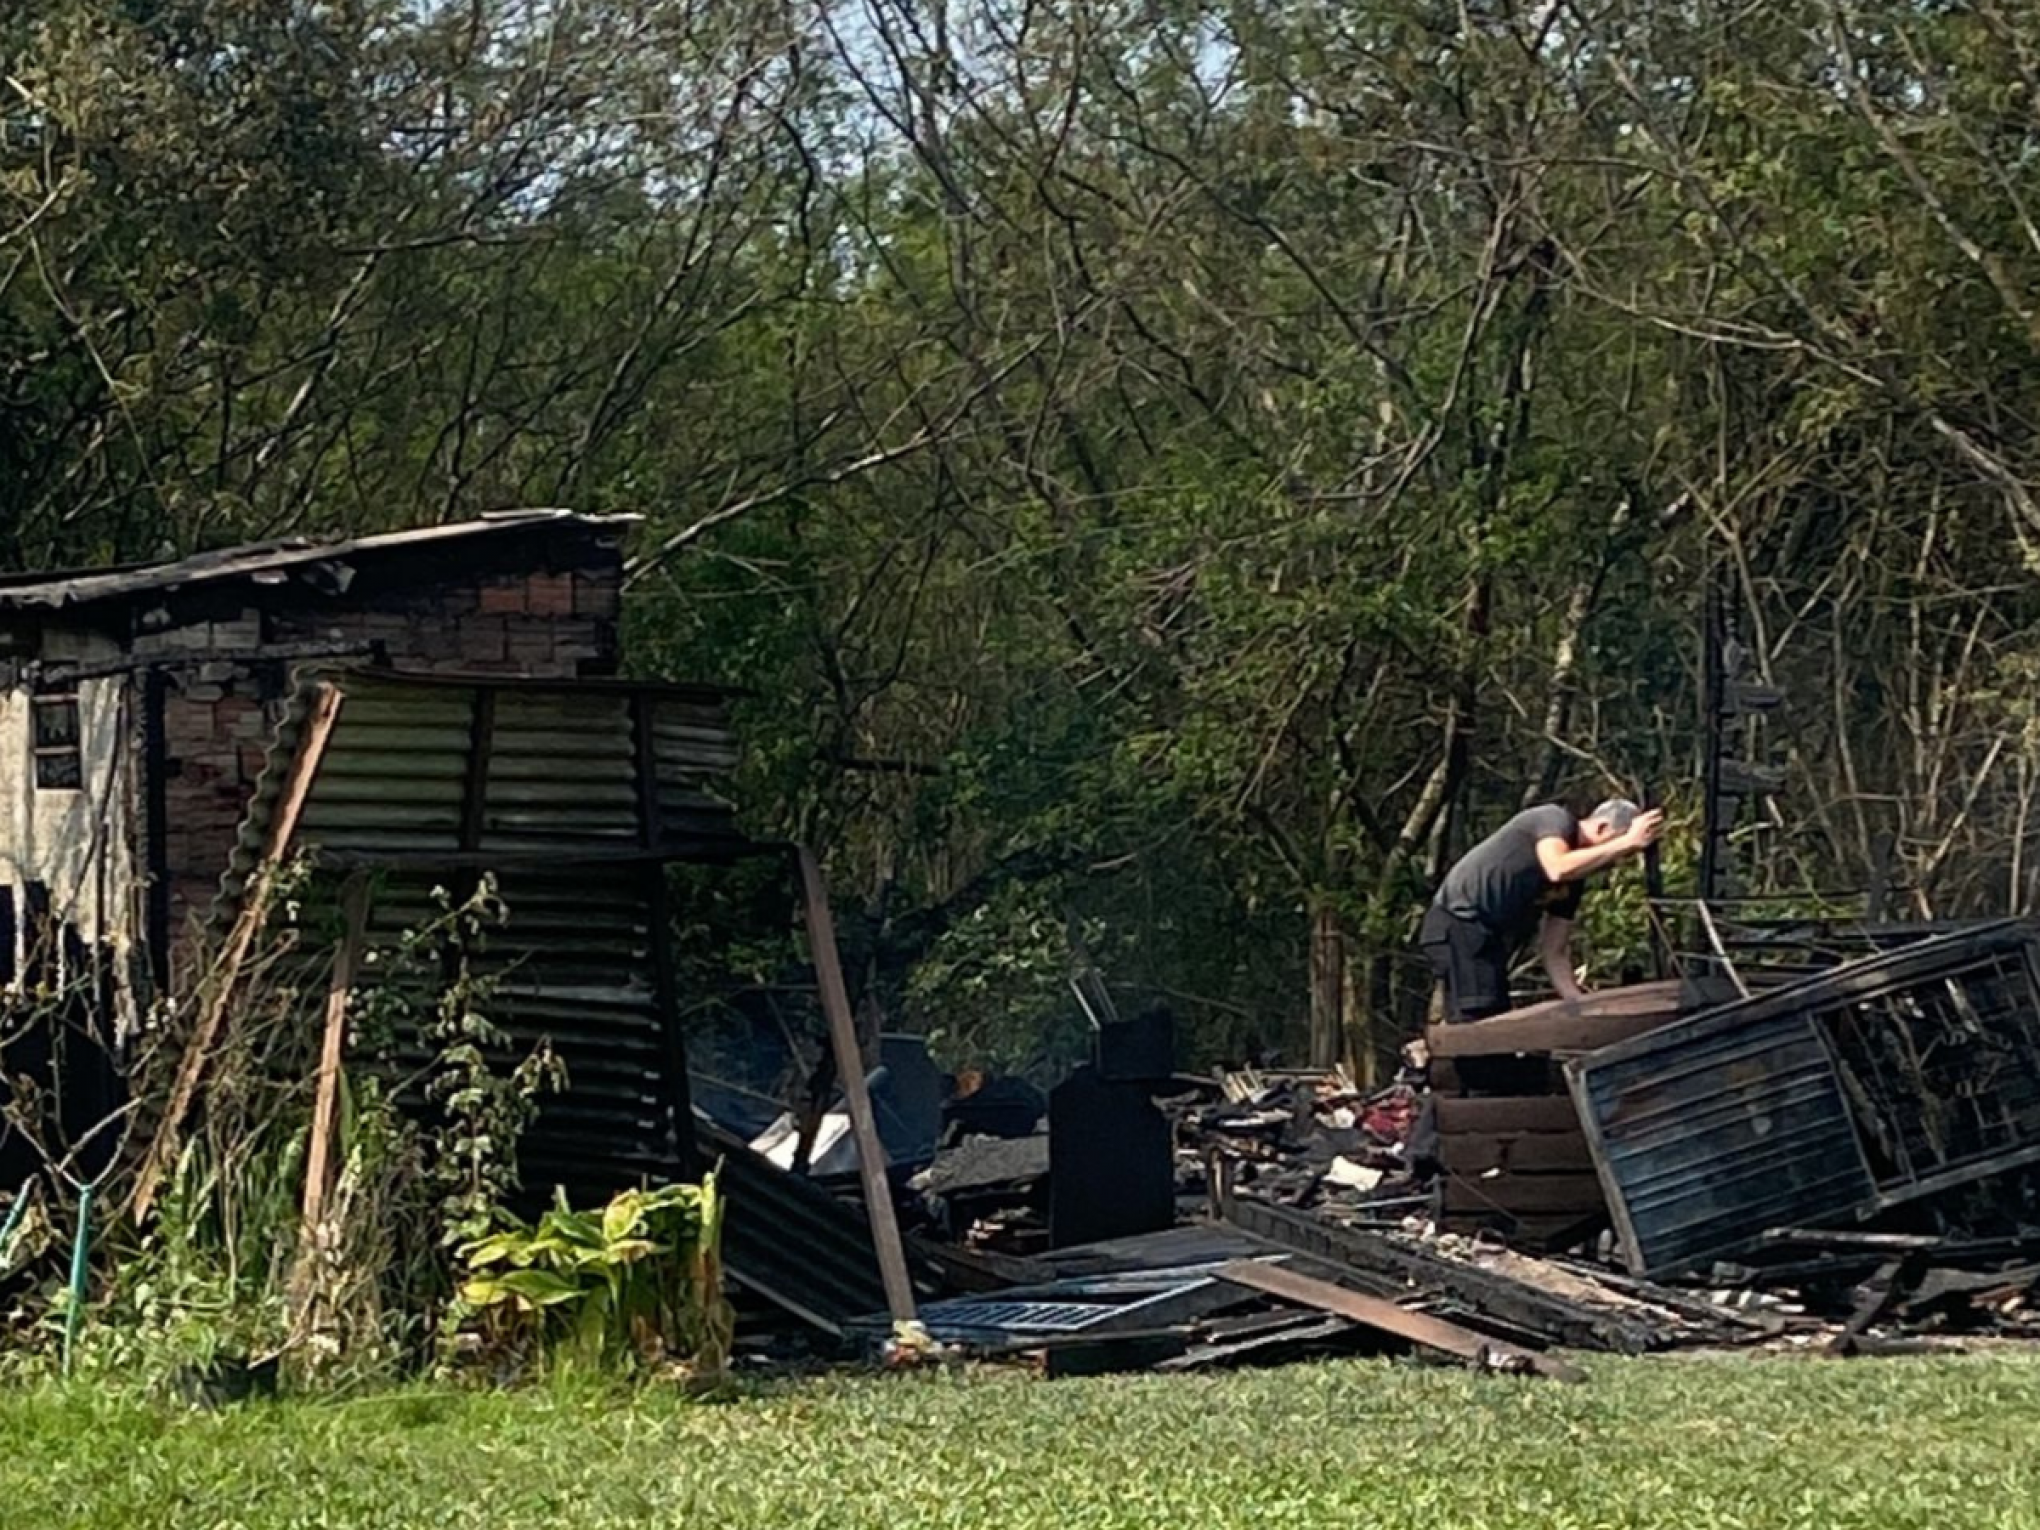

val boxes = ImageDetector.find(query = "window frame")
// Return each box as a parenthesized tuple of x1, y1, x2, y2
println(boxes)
(30, 691, 83, 793)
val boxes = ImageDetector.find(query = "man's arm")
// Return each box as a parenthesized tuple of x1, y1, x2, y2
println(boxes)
(1535, 809, 1664, 884)
(1539, 914, 1585, 1001)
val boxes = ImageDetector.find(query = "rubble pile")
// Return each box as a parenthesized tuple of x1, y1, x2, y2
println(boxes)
(712, 920, 2040, 1384)
(1168, 1069, 1428, 1223)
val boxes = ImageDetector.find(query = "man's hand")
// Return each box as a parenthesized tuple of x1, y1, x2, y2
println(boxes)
(1625, 808, 1666, 849)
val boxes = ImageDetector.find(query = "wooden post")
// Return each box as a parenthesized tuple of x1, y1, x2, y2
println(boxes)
(129, 682, 345, 1223)
(301, 873, 370, 1236)
(1641, 786, 1668, 980)
(795, 844, 916, 1325)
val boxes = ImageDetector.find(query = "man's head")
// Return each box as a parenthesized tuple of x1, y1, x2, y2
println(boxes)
(1579, 797, 1642, 847)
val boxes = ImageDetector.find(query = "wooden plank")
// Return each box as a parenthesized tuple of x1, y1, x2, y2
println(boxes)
(288, 872, 370, 1322)
(130, 683, 346, 1224)
(1427, 982, 1686, 1059)
(796, 845, 917, 1325)
(1434, 1096, 1581, 1135)
(1442, 1133, 1595, 1176)
(300, 873, 370, 1236)
(1443, 1171, 1607, 1215)
(1220, 1195, 1672, 1353)
(1214, 1259, 1582, 1382)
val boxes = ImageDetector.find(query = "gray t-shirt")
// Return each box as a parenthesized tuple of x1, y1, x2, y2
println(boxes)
(1434, 804, 1584, 938)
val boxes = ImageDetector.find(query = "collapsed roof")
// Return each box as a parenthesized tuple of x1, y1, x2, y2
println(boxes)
(0, 511, 636, 613)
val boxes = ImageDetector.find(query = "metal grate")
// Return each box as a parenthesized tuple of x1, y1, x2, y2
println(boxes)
(1817, 945, 2040, 1193)
(913, 1300, 1129, 1333)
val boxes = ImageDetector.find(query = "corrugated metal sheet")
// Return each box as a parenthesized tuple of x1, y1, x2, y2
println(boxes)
(213, 664, 746, 1202)
(1569, 1007, 1873, 1277)
(212, 667, 943, 1336)
(0, 511, 633, 611)
(698, 1118, 945, 1334)
(215, 668, 746, 919)
(362, 866, 679, 1194)
(1571, 921, 2040, 1278)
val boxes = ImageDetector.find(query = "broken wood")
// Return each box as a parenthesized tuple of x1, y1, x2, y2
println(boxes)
(1214, 1259, 1584, 1381)
(1440, 1132, 1596, 1176)
(796, 844, 917, 1326)
(300, 874, 370, 1238)
(1441, 1170, 1607, 1215)
(1221, 1195, 1679, 1353)
(1827, 1254, 1927, 1356)
(906, 1235, 1053, 1294)
(129, 682, 346, 1224)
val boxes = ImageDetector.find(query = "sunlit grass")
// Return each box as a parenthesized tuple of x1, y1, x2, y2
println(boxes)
(2, 1352, 2038, 1529)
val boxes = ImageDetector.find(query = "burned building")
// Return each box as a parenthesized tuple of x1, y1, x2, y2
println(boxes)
(0, 513, 938, 1336)
(0, 511, 632, 1008)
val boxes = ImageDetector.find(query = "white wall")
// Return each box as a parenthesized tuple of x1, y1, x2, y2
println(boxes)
(0, 626, 140, 989)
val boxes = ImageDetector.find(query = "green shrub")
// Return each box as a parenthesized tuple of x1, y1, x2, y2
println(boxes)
(450, 1175, 732, 1382)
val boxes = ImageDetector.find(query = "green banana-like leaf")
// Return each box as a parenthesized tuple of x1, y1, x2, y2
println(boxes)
(461, 1267, 584, 1310)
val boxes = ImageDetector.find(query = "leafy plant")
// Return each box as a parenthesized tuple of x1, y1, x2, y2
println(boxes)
(73, 874, 566, 1392)
(352, 877, 566, 1251)
(451, 1174, 731, 1381)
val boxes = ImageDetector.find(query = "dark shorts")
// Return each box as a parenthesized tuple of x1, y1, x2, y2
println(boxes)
(1419, 904, 1510, 1023)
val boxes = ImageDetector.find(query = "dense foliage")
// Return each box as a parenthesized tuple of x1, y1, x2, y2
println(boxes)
(9, 1, 2040, 1067)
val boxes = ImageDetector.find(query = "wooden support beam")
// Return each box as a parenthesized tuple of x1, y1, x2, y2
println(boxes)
(129, 682, 345, 1224)
(288, 872, 371, 1325)
(301, 873, 370, 1237)
(1214, 1259, 1583, 1381)
(795, 845, 917, 1325)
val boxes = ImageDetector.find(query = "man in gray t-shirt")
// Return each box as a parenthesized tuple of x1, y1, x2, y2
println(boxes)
(1419, 799, 1663, 1022)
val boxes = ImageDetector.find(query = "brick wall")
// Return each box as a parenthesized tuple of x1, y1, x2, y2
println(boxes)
(156, 557, 624, 976)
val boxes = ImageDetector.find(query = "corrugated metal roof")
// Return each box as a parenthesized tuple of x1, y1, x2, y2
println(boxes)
(0, 510, 635, 611)
(1571, 920, 2040, 1277)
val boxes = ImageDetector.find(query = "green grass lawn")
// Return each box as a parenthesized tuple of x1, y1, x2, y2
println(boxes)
(3, 1353, 2039, 1530)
